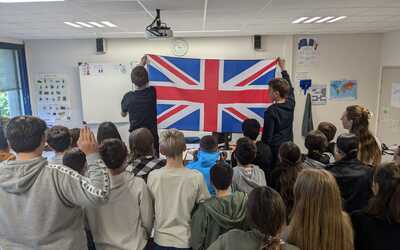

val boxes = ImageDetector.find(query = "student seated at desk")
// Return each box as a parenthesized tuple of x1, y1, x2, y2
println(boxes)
(187, 135, 221, 196)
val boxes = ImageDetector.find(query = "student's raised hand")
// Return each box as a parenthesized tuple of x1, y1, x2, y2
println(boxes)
(139, 55, 148, 66)
(277, 57, 286, 71)
(78, 127, 98, 155)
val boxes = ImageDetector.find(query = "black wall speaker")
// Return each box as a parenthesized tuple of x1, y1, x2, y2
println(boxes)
(254, 35, 262, 50)
(96, 38, 107, 54)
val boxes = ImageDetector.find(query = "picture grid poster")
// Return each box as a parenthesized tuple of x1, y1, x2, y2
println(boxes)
(310, 85, 327, 105)
(36, 74, 71, 126)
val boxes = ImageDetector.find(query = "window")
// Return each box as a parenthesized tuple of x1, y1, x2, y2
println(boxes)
(0, 43, 31, 121)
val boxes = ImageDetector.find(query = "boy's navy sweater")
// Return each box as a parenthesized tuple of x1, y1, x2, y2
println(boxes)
(262, 70, 295, 147)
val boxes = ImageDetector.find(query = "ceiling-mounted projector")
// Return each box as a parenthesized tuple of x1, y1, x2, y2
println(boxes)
(145, 9, 173, 39)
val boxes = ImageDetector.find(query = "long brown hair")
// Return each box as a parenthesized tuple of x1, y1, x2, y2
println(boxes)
(247, 187, 286, 250)
(288, 169, 354, 250)
(367, 162, 400, 223)
(346, 105, 381, 167)
(278, 142, 304, 214)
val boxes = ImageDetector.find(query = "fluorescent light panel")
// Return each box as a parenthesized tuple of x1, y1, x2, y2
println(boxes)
(88, 22, 105, 28)
(304, 17, 321, 23)
(292, 17, 309, 24)
(316, 16, 335, 23)
(0, 0, 63, 2)
(76, 22, 93, 28)
(175, 29, 240, 33)
(64, 22, 82, 28)
(328, 16, 347, 23)
(101, 21, 118, 27)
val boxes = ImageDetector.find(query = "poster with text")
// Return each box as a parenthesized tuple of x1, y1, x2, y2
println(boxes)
(35, 74, 71, 126)
(330, 80, 357, 101)
(310, 85, 327, 105)
(391, 82, 400, 108)
(296, 37, 319, 65)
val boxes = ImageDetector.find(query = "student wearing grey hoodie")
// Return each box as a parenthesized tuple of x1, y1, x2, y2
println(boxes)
(232, 137, 267, 194)
(0, 116, 110, 250)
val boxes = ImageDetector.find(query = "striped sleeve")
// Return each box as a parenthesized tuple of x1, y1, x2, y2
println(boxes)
(49, 153, 110, 207)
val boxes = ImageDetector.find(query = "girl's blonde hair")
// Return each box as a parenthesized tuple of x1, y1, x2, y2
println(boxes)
(346, 105, 381, 167)
(288, 169, 354, 250)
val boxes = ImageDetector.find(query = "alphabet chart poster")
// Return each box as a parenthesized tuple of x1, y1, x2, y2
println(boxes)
(35, 74, 71, 126)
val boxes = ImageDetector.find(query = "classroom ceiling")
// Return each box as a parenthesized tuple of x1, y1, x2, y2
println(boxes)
(0, 0, 400, 40)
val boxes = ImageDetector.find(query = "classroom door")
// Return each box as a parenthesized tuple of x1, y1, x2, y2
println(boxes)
(377, 67, 400, 146)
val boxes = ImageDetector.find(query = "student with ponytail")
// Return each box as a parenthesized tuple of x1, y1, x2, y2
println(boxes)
(341, 105, 382, 167)
(326, 133, 373, 213)
(208, 186, 299, 250)
(286, 169, 354, 250)
(351, 162, 400, 250)
(270, 142, 304, 215)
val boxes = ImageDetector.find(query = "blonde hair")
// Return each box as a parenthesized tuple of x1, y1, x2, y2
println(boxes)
(159, 129, 186, 158)
(346, 105, 381, 167)
(288, 169, 354, 250)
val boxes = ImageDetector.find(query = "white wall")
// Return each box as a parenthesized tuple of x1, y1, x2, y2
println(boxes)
(381, 30, 400, 66)
(25, 36, 293, 143)
(293, 34, 382, 149)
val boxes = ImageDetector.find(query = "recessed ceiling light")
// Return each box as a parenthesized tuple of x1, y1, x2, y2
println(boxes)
(175, 30, 240, 33)
(316, 16, 335, 23)
(76, 22, 94, 28)
(101, 21, 118, 28)
(0, 0, 63, 2)
(88, 22, 105, 28)
(292, 17, 309, 24)
(304, 17, 321, 23)
(327, 16, 347, 23)
(64, 22, 82, 28)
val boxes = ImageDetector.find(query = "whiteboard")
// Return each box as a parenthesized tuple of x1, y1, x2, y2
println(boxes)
(78, 62, 136, 123)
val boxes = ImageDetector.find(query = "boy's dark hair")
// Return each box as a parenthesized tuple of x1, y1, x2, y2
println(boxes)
(131, 66, 149, 88)
(242, 119, 260, 141)
(336, 133, 359, 157)
(0, 128, 9, 150)
(129, 127, 154, 159)
(317, 122, 337, 142)
(305, 130, 328, 153)
(47, 125, 71, 153)
(97, 122, 122, 145)
(210, 161, 233, 190)
(63, 148, 87, 174)
(200, 135, 218, 152)
(70, 128, 80, 148)
(269, 78, 290, 98)
(99, 139, 127, 169)
(235, 137, 257, 165)
(7, 116, 47, 153)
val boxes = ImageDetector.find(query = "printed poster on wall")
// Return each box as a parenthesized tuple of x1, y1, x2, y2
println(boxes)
(330, 79, 357, 101)
(296, 37, 319, 65)
(310, 85, 327, 105)
(391, 82, 400, 108)
(35, 74, 71, 126)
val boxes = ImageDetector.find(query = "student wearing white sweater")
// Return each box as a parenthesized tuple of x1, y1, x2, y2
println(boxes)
(148, 129, 210, 250)
(85, 138, 154, 250)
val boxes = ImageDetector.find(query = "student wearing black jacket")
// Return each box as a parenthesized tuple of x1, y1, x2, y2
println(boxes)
(351, 162, 400, 250)
(326, 133, 373, 213)
(262, 58, 295, 167)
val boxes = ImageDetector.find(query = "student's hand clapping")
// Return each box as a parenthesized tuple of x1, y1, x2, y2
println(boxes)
(277, 57, 286, 71)
(78, 127, 98, 155)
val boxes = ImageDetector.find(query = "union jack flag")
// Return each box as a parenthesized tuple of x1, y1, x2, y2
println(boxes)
(147, 54, 277, 132)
